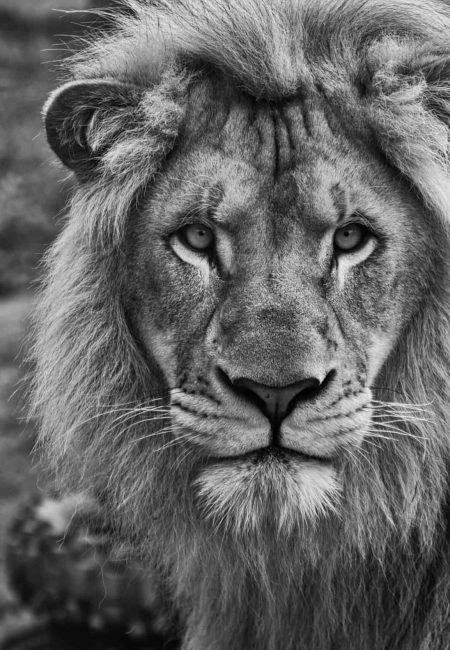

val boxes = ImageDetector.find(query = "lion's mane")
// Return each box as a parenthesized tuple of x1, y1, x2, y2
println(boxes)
(34, 1, 450, 648)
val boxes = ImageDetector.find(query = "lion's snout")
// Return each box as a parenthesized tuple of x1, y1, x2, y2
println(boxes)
(218, 367, 335, 425)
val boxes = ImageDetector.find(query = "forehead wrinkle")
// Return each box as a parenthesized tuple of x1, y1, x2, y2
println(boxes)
(290, 154, 355, 232)
(216, 95, 321, 176)
(202, 181, 224, 216)
(330, 182, 354, 225)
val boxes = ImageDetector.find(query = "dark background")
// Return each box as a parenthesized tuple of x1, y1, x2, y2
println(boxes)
(0, 0, 112, 628)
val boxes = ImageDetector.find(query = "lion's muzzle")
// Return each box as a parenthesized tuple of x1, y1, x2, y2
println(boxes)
(219, 368, 335, 426)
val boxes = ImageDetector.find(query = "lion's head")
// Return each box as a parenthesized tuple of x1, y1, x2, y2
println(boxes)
(36, 1, 450, 648)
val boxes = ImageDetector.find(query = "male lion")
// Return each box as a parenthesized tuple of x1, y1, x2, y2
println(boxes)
(35, 0, 450, 648)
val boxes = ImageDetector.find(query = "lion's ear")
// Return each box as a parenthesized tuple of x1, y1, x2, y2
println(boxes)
(43, 79, 143, 179)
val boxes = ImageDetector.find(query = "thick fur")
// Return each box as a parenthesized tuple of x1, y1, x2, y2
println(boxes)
(35, 1, 450, 649)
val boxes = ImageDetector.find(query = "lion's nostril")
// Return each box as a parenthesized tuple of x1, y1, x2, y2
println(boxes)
(221, 371, 335, 424)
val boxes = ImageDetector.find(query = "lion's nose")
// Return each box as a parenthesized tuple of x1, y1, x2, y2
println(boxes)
(230, 374, 330, 424)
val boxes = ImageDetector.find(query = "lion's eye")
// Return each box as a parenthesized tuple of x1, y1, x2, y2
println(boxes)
(333, 224, 368, 252)
(178, 223, 214, 252)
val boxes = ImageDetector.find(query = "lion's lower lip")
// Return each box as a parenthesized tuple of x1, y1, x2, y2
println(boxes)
(212, 445, 333, 465)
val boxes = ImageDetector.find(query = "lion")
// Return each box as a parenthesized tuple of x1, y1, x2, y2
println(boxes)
(34, 0, 450, 648)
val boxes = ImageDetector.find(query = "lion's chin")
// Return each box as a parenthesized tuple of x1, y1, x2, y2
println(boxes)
(194, 448, 340, 537)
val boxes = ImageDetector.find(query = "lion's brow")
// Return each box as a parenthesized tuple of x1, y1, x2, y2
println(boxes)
(217, 98, 317, 177)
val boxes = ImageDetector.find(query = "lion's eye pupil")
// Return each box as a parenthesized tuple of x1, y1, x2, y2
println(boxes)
(182, 224, 214, 251)
(334, 224, 366, 252)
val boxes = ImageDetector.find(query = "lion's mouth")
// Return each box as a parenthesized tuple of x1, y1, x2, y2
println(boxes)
(212, 445, 333, 465)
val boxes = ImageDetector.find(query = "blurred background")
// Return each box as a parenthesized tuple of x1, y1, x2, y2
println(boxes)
(0, 1, 138, 644)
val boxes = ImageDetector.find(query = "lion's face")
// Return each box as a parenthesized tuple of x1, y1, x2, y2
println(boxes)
(38, 1, 450, 646)
(124, 81, 433, 526)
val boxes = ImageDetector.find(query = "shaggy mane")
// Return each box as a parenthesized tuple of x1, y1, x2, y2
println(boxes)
(71, 0, 450, 94)
(34, 1, 450, 649)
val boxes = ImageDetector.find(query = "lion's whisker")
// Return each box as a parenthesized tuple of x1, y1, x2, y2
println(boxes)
(151, 433, 203, 454)
(101, 416, 172, 437)
(369, 422, 425, 436)
(108, 408, 172, 429)
(69, 402, 172, 430)
(371, 399, 433, 409)
(346, 446, 370, 468)
(366, 428, 429, 442)
(361, 438, 386, 451)
(370, 416, 433, 427)
(369, 410, 433, 421)
(128, 427, 180, 443)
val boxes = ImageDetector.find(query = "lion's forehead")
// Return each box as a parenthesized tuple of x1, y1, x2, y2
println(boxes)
(182, 81, 341, 177)
(216, 98, 327, 175)
(167, 93, 361, 253)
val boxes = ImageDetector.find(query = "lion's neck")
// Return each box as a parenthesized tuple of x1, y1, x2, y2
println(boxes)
(159, 516, 449, 650)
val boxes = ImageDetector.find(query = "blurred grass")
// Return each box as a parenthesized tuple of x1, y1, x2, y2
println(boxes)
(0, 295, 36, 607)
(0, 1, 110, 296)
(0, 0, 87, 18)
(0, 29, 63, 296)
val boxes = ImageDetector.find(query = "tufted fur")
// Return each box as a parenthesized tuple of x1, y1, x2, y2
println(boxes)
(35, 1, 450, 649)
